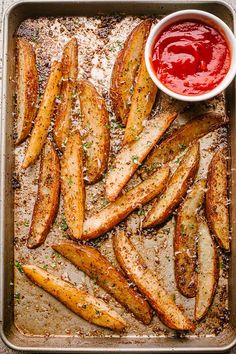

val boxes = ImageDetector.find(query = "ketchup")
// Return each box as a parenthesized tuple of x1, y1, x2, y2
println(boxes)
(151, 20, 230, 96)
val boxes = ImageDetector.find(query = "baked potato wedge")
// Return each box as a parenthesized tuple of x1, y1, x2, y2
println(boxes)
(106, 111, 176, 202)
(61, 132, 85, 239)
(174, 179, 206, 298)
(78, 80, 110, 184)
(52, 242, 152, 324)
(16, 38, 38, 145)
(27, 140, 60, 249)
(83, 165, 169, 240)
(123, 46, 157, 145)
(23, 264, 126, 330)
(22, 61, 62, 169)
(142, 112, 229, 176)
(195, 219, 218, 321)
(53, 38, 78, 150)
(110, 20, 152, 125)
(113, 231, 195, 331)
(143, 143, 200, 228)
(206, 149, 230, 250)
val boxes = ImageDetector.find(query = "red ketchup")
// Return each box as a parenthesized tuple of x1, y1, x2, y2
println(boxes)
(151, 20, 231, 96)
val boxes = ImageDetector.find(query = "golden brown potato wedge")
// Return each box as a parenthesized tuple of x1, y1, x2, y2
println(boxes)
(195, 219, 218, 321)
(53, 38, 78, 150)
(52, 242, 152, 324)
(142, 112, 229, 176)
(23, 264, 126, 330)
(61, 132, 85, 239)
(123, 48, 157, 145)
(143, 143, 200, 228)
(174, 179, 206, 298)
(22, 61, 62, 169)
(206, 149, 230, 250)
(111, 20, 152, 125)
(83, 165, 169, 240)
(27, 140, 60, 249)
(16, 38, 38, 145)
(78, 80, 110, 184)
(113, 231, 195, 331)
(106, 111, 177, 202)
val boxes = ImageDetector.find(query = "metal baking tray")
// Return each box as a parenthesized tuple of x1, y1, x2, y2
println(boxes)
(1, 0, 236, 352)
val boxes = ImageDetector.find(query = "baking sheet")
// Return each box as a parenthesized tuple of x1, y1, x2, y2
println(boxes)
(13, 14, 230, 339)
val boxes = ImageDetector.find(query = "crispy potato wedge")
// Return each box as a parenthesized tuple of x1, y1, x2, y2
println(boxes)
(16, 38, 38, 145)
(111, 20, 152, 125)
(27, 140, 60, 249)
(206, 149, 230, 250)
(52, 242, 152, 324)
(113, 231, 195, 331)
(106, 111, 176, 202)
(123, 46, 157, 145)
(23, 264, 126, 330)
(53, 38, 78, 150)
(83, 165, 169, 240)
(22, 61, 62, 169)
(61, 132, 85, 239)
(143, 143, 200, 228)
(174, 179, 206, 298)
(142, 112, 229, 176)
(195, 219, 218, 321)
(78, 80, 110, 184)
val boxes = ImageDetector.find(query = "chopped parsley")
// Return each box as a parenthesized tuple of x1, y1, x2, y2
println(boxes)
(131, 155, 140, 165)
(60, 218, 68, 231)
(14, 292, 21, 303)
(178, 143, 187, 150)
(181, 225, 186, 236)
(82, 141, 92, 152)
(23, 220, 29, 227)
(137, 208, 145, 216)
(15, 260, 23, 274)
(174, 158, 180, 164)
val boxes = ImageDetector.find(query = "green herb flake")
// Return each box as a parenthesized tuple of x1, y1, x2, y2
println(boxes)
(178, 143, 187, 151)
(165, 255, 171, 262)
(101, 197, 108, 207)
(82, 141, 92, 152)
(181, 225, 186, 236)
(68, 176, 74, 186)
(14, 292, 21, 303)
(163, 228, 170, 235)
(95, 309, 100, 316)
(110, 120, 124, 130)
(137, 208, 145, 216)
(219, 260, 224, 270)
(60, 219, 68, 231)
(15, 260, 23, 274)
(43, 264, 48, 270)
(174, 158, 180, 164)
(51, 262, 57, 269)
(23, 220, 30, 227)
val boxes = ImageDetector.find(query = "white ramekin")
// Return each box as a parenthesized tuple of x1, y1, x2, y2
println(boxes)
(145, 10, 236, 102)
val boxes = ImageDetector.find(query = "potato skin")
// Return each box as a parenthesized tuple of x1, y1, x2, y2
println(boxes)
(23, 264, 126, 330)
(78, 80, 110, 184)
(123, 50, 157, 145)
(22, 61, 62, 169)
(61, 132, 85, 239)
(174, 179, 206, 298)
(113, 231, 195, 331)
(52, 242, 152, 324)
(105, 111, 177, 202)
(16, 38, 38, 145)
(195, 219, 219, 321)
(53, 38, 78, 150)
(143, 143, 200, 228)
(110, 20, 152, 125)
(82, 165, 169, 240)
(27, 140, 60, 249)
(206, 148, 230, 250)
(143, 112, 229, 176)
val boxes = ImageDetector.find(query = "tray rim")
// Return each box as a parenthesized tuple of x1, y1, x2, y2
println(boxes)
(1, 0, 236, 352)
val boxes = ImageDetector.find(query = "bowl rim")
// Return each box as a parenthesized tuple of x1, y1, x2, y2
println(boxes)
(145, 9, 236, 102)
